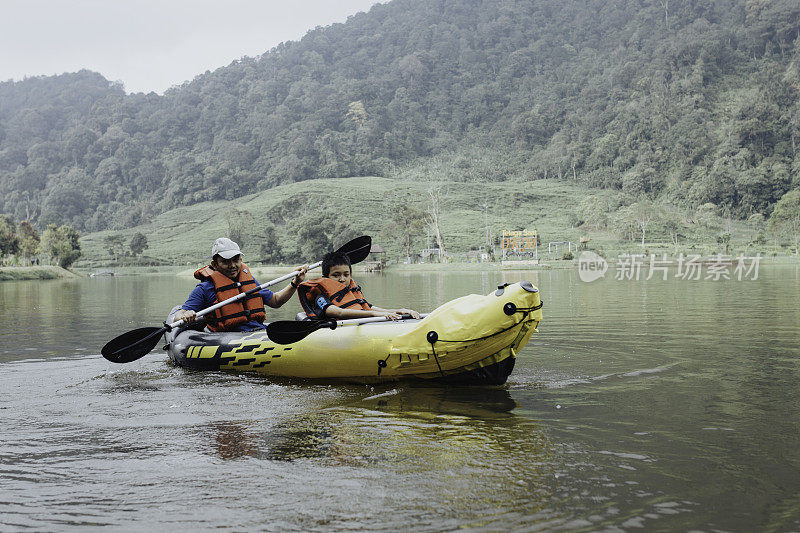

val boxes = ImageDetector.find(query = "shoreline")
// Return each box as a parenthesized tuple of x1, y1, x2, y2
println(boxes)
(3, 255, 796, 282)
(0, 266, 81, 281)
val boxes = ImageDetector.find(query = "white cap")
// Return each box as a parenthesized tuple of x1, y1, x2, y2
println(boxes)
(211, 237, 242, 259)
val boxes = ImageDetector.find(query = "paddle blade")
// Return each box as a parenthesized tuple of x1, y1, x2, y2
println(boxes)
(338, 235, 372, 265)
(101, 326, 167, 363)
(266, 320, 335, 345)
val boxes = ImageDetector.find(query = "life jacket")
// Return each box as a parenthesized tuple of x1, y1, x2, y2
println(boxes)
(297, 277, 371, 319)
(193, 264, 265, 332)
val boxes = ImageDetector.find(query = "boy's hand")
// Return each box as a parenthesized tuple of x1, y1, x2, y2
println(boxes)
(380, 311, 403, 321)
(396, 309, 421, 319)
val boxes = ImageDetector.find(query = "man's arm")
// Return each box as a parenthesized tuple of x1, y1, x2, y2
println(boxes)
(174, 283, 213, 323)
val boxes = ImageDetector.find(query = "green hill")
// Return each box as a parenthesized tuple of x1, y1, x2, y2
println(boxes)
(78, 175, 779, 268)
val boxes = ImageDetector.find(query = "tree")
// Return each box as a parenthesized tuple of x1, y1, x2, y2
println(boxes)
(611, 205, 638, 243)
(293, 214, 332, 260)
(129, 232, 148, 256)
(661, 206, 687, 253)
(104, 234, 127, 259)
(576, 195, 608, 230)
(631, 199, 656, 248)
(382, 201, 426, 262)
(41, 224, 82, 268)
(17, 221, 40, 265)
(769, 189, 800, 254)
(258, 224, 283, 264)
(225, 209, 257, 249)
(0, 215, 19, 262)
(427, 187, 447, 260)
(747, 213, 766, 244)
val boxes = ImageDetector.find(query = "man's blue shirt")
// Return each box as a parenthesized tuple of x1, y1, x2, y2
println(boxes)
(181, 279, 274, 331)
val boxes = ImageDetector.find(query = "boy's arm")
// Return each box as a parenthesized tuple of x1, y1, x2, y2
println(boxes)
(323, 305, 387, 320)
(325, 305, 419, 321)
(370, 305, 421, 319)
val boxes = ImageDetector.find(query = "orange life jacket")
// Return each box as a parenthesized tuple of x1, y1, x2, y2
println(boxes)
(193, 264, 265, 332)
(297, 277, 371, 318)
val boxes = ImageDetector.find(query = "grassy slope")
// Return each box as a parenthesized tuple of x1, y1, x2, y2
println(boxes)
(78, 176, 601, 266)
(78, 175, 786, 267)
(0, 266, 80, 281)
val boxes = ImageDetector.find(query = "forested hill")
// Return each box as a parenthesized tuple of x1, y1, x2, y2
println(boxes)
(1, 0, 799, 232)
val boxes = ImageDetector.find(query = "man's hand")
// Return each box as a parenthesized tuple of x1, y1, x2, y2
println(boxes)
(175, 309, 197, 323)
(292, 264, 309, 286)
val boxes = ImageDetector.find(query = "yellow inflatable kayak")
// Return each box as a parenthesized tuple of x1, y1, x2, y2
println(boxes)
(165, 281, 542, 384)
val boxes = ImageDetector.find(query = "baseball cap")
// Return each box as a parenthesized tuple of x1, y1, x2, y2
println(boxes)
(211, 237, 242, 259)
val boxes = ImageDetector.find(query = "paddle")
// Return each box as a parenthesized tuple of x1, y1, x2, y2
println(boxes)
(266, 313, 426, 345)
(101, 235, 373, 363)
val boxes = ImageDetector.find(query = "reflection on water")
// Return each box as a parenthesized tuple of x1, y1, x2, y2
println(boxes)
(0, 266, 799, 530)
(207, 387, 522, 462)
(211, 421, 263, 460)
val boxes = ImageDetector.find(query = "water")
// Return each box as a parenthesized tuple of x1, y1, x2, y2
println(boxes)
(1, 267, 799, 531)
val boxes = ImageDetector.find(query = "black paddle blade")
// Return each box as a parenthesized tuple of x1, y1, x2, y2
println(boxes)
(338, 235, 372, 265)
(266, 320, 336, 345)
(101, 326, 167, 363)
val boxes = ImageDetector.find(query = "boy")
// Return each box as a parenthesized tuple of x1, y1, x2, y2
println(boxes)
(297, 251, 420, 321)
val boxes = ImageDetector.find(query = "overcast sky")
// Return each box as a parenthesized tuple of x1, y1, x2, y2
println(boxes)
(1, 0, 383, 94)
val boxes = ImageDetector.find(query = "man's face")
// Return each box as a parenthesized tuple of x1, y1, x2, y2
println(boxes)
(327, 264, 351, 286)
(212, 254, 243, 279)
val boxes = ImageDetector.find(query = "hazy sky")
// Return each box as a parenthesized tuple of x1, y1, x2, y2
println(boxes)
(1, 0, 383, 94)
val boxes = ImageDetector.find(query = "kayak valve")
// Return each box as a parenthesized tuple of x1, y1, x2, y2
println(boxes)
(495, 283, 511, 296)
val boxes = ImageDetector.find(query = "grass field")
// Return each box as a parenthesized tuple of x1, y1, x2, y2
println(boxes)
(77, 176, 796, 268)
(77, 176, 602, 266)
(0, 266, 80, 281)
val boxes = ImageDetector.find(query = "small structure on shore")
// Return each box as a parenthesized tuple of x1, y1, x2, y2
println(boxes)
(547, 241, 576, 257)
(363, 244, 387, 272)
(501, 229, 538, 261)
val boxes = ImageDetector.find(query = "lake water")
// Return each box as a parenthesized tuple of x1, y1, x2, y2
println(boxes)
(1, 266, 799, 531)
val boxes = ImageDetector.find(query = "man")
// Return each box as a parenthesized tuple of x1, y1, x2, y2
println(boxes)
(175, 237, 308, 332)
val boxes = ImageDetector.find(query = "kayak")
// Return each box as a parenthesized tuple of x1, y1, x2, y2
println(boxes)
(165, 280, 542, 384)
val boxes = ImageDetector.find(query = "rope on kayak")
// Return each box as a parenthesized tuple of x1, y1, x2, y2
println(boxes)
(423, 300, 544, 377)
(426, 331, 445, 377)
(377, 356, 389, 375)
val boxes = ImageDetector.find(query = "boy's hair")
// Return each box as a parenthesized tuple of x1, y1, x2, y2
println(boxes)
(322, 251, 351, 277)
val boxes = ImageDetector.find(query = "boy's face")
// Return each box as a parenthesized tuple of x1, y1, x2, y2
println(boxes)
(327, 264, 352, 285)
